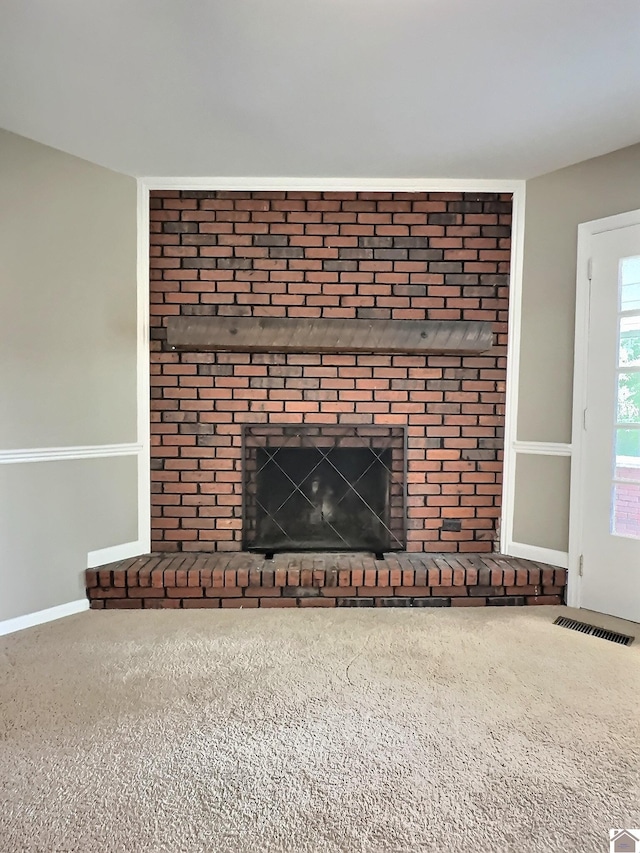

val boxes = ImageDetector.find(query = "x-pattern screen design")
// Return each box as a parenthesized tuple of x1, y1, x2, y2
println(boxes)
(243, 425, 406, 552)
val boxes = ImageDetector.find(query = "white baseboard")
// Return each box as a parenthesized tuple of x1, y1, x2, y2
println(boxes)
(87, 540, 144, 568)
(506, 541, 569, 569)
(0, 599, 89, 637)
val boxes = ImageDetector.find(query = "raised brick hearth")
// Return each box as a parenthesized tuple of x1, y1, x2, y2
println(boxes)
(150, 190, 511, 554)
(86, 553, 566, 609)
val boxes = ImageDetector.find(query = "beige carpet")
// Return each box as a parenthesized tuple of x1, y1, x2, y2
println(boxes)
(1, 606, 639, 853)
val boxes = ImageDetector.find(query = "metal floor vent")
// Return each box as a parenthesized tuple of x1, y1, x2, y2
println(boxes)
(553, 616, 634, 646)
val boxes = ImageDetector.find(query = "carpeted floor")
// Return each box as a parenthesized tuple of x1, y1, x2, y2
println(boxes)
(0, 606, 639, 853)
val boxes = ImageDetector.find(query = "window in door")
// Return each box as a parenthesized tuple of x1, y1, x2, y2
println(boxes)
(612, 256, 640, 538)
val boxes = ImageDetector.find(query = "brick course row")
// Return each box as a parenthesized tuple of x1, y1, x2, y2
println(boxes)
(87, 553, 565, 609)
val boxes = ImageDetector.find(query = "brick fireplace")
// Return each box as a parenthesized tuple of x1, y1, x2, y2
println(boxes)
(87, 189, 567, 610)
(150, 189, 511, 555)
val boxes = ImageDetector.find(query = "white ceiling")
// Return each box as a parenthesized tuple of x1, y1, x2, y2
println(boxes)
(1, 0, 639, 180)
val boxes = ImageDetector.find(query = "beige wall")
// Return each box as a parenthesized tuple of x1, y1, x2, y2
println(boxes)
(0, 129, 137, 447)
(0, 130, 138, 622)
(512, 455, 570, 553)
(0, 457, 138, 622)
(519, 142, 640, 443)
(513, 142, 640, 553)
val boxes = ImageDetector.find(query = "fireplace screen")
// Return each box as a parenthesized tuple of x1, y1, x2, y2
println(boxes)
(243, 425, 406, 552)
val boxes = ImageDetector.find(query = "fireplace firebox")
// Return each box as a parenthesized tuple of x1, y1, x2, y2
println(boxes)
(243, 425, 406, 552)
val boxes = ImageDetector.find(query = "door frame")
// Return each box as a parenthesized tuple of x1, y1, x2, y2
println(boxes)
(569, 207, 640, 608)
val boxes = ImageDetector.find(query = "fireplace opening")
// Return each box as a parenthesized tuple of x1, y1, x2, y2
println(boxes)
(243, 425, 406, 553)
(255, 446, 392, 551)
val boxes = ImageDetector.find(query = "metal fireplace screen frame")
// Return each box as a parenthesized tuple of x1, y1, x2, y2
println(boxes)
(242, 424, 407, 552)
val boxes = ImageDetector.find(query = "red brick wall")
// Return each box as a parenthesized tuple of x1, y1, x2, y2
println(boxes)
(614, 470, 640, 537)
(150, 190, 512, 553)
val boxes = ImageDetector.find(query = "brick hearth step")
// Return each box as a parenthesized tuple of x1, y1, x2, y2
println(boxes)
(86, 552, 566, 610)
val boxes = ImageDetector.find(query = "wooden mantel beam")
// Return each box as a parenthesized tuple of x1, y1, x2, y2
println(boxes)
(166, 316, 494, 355)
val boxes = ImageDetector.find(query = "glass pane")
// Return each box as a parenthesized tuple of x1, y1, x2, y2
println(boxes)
(617, 372, 640, 424)
(620, 256, 640, 312)
(619, 315, 640, 366)
(611, 482, 640, 538)
(615, 428, 640, 479)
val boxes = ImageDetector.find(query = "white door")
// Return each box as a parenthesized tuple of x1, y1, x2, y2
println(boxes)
(580, 222, 640, 622)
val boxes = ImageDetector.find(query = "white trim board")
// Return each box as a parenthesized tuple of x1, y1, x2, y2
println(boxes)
(141, 177, 523, 193)
(507, 542, 569, 570)
(569, 206, 640, 608)
(513, 441, 572, 457)
(0, 599, 89, 638)
(498, 184, 526, 555)
(137, 175, 527, 562)
(0, 443, 142, 464)
(137, 179, 151, 554)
